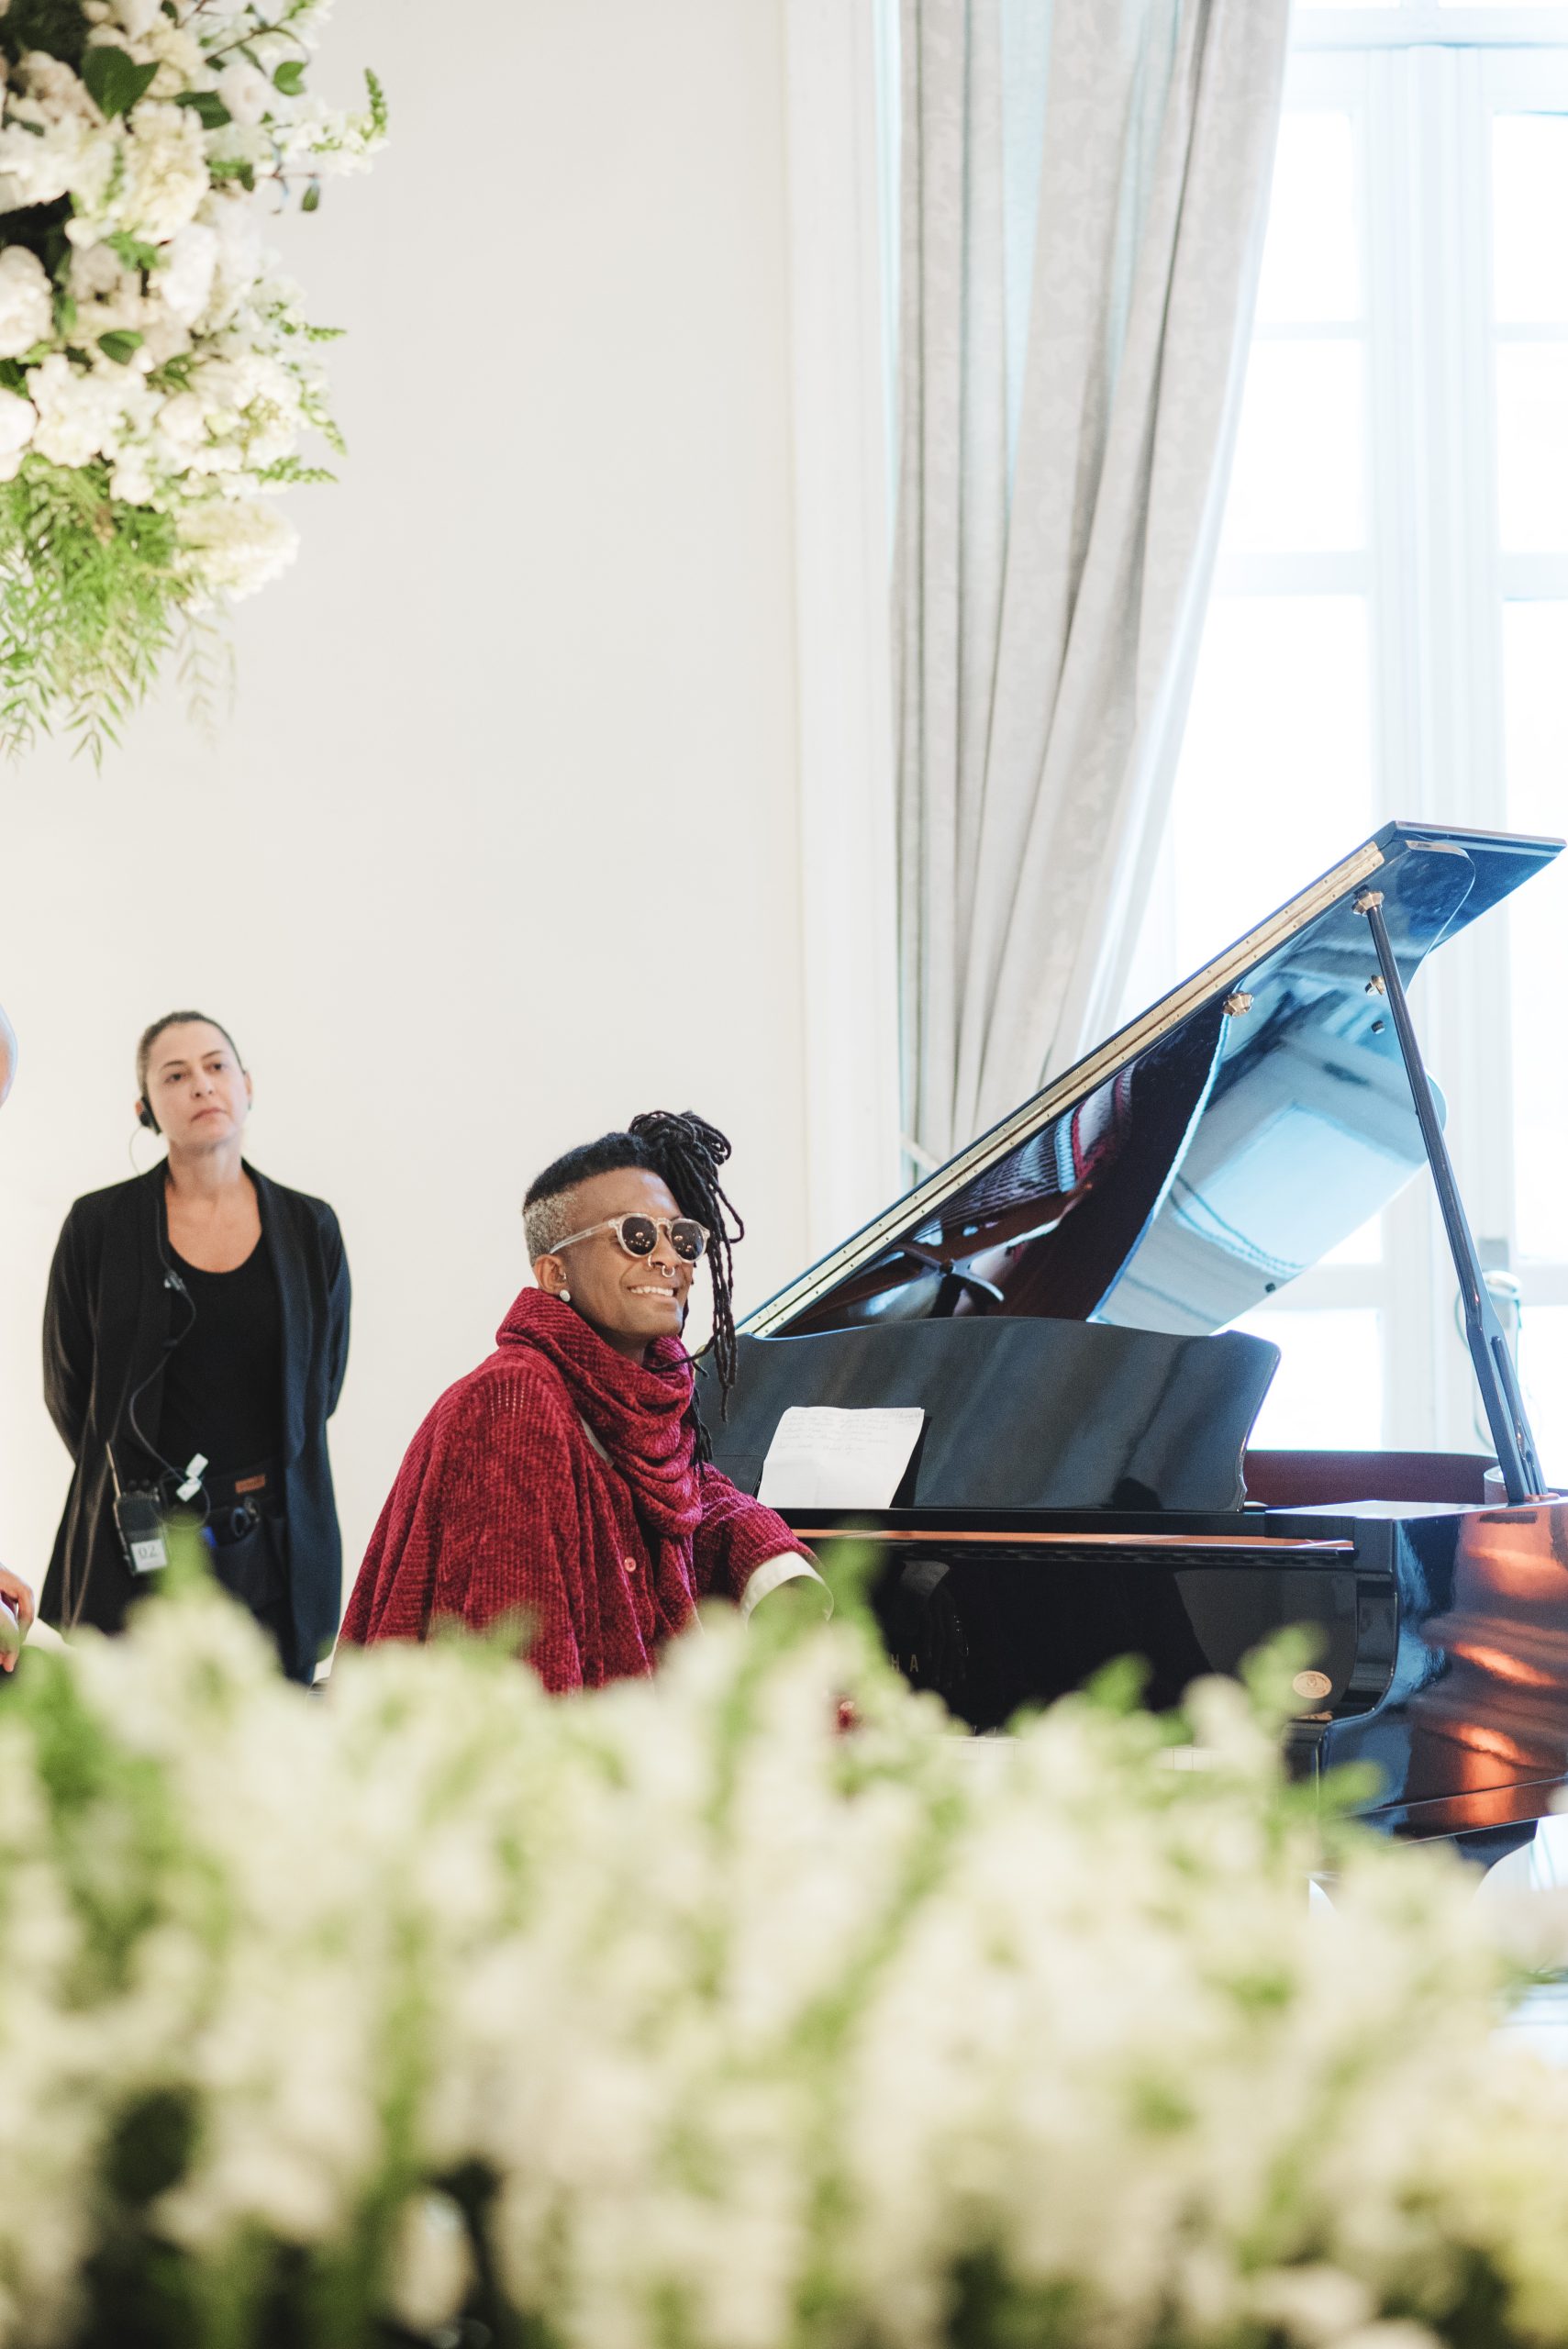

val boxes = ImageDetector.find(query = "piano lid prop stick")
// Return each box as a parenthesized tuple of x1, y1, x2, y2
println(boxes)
(1355, 886, 1548, 1506)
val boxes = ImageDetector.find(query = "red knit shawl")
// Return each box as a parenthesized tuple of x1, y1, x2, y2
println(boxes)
(340, 1287, 806, 1690)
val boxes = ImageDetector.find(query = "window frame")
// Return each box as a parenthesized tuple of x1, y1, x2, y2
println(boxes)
(1162, 21, 1568, 1455)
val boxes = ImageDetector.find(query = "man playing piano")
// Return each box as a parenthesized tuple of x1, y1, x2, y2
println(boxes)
(340, 1109, 823, 1689)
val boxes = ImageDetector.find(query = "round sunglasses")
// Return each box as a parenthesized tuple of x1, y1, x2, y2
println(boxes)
(550, 1213, 710, 1264)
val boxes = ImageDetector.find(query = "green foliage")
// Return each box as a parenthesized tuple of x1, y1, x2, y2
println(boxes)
(96, 328, 144, 366)
(1, 0, 88, 69)
(145, 350, 196, 396)
(945, 2247, 1082, 2349)
(7, 1660, 195, 2000)
(173, 89, 232, 131)
(81, 42, 159, 121)
(253, 455, 337, 485)
(104, 2088, 200, 2208)
(0, 454, 193, 763)
(1079, 1649, 1149, 1715)
(272, 59, 306, 97)
(176, 608, 237, 745)
(105, 230, 162, 273)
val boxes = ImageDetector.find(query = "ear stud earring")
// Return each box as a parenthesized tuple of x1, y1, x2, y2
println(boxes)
(559, 1288, 572, 1304)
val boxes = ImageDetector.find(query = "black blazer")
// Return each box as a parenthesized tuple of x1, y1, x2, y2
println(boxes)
(40, 1163, 350, 1672)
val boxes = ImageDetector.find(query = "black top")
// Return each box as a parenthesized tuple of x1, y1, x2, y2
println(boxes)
(158, 1233, 285, 1476)
(40, 1163, 350, 1674)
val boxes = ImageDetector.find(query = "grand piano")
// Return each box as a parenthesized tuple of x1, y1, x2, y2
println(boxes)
(701, 822, 1568, 1858)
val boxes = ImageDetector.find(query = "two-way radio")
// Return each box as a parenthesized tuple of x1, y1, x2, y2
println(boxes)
(103, 1201, 212, 1585)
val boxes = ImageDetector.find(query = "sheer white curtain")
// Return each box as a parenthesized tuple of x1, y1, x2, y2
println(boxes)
(895, 0, 1289, 1163)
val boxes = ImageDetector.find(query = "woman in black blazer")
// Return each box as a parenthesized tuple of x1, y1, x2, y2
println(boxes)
(40, 1010, 350, 1683)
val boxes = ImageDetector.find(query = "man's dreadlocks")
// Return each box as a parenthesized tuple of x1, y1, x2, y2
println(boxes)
(522, 1109, 744, 1454)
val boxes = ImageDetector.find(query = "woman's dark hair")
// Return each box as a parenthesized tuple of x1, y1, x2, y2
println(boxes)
(524, 1109, 744, 1441)
(136, 1009, 244, 1103)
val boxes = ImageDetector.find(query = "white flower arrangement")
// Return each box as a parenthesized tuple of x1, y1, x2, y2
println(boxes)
(6, 1564, 1568, 2349)
(0, 0, 384, 755)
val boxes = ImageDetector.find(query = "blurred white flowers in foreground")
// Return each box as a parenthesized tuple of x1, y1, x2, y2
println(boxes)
(0, 0, 384, 754)
(4, 1566, 1568, 2349)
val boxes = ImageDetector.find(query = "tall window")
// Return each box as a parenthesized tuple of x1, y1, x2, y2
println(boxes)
(1127, 0, 1568, 1463)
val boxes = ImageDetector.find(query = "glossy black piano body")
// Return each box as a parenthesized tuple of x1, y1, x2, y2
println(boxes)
(702, 822, 1568, 1854)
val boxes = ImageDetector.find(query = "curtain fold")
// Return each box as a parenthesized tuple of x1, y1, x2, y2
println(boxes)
(895, 0, 1290, 1164)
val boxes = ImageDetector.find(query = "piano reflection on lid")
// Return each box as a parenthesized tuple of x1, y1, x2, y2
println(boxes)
(700, 821, 1568, 1862)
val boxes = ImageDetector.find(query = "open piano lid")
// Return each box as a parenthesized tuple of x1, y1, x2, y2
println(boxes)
(745, 822, 1562, 1344)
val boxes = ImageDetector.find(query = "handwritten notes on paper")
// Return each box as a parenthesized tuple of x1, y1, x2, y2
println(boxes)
(757, 1406, 926, 1510)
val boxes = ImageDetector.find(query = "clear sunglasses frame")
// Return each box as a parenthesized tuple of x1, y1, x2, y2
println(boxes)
(548, 1213, 711, 1264)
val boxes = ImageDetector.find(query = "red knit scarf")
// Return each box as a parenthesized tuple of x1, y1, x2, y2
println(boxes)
(498, 1292, 703, 1634)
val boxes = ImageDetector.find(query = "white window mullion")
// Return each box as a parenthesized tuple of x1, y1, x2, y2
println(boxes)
(1418, 49, 1521, 1450)
(1362, 44, 1437, 1451)
(1363, 46, 1421, 827)
(1478, 49, 1568, 1478)
(1296, 10, 1568, 55)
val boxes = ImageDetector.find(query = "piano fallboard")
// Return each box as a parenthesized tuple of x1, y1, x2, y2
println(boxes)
(791, 1496, 1568, 1851)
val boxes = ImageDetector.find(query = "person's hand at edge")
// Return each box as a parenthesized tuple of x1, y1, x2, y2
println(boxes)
(0, 1565, 36, 1671)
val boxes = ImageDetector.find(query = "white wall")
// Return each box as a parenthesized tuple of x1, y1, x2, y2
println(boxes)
(0, 0, 814, 1596)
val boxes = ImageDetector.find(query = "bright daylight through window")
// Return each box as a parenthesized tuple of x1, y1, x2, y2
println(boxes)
(1126, 0, 1568, 1462)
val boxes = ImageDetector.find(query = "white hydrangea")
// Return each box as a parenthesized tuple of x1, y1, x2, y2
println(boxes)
(128, 291, 192, 373)
(0, 54, 97, 212)
(28, 352, 125, 465)
(0, 384, 36, 478)
(140, 19, 204, 94)
(11, 50, 96, 125)
(108, 449, 152, 503)
(106, 0, 164, 37)
(159, 220, 218, 327)
(177, 496, 298, 597)
(199, 194, 265, 330)
(115, 99, 208, 242)
(215, 58, 272, 128)
(0, 246, 50, 359)
(68, 240, 125, 303)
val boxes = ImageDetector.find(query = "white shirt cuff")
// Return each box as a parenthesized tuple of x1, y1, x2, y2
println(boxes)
(740, 1553, 832, 1621)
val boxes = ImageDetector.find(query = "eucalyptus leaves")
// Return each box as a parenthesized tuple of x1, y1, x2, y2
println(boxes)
(6, 1566, 1568, 2349)
(0, 0, 384, 756)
